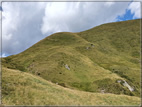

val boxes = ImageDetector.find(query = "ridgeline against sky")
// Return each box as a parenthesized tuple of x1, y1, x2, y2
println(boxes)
(1, 1, 141, 57)
(2, 19, 141, 105)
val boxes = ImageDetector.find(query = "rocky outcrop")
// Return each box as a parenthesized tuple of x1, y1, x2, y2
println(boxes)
(65, 64, 70, 70)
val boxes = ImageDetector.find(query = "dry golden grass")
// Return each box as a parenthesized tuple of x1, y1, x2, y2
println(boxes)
(2, 67, 140, 105)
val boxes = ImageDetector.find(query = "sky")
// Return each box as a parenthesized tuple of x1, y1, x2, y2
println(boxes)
(0, 1, 141, 57)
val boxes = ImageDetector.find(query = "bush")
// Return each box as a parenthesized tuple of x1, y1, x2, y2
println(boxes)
(58, 83, 66, 87)
(16, 65, 26, 72)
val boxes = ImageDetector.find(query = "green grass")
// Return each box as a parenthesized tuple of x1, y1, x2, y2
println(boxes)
(2, 19, 141, 104)
(2, 67, 140, 105)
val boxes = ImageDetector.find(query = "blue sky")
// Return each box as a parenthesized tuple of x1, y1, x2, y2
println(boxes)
(1, 1, 141, 57)
(117, 9, 135, 21)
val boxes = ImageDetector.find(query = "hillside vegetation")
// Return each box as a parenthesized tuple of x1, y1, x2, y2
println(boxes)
(2, 67, 140, 105)
(2, 19, 141, 105)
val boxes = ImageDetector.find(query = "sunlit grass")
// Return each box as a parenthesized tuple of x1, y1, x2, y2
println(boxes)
(2, 67, 140, 105)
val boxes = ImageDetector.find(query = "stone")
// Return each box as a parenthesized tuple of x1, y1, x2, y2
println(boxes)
(65, 64, 70, 70)
(86, 47, 90, 50)
(101, 89, 105, 93)
(122, 80, 134, 92)
(117, 80, 121, 83)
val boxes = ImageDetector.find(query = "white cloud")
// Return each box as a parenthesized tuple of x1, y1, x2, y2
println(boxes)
(2, 2, 132, 56)
(1, 53, 7, 58)
(2, 2, 46, 55)
(128, 2, 141, 19)
(41, 2, 129, 35)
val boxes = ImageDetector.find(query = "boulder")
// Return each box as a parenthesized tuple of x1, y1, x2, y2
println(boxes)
(65, 64, 70, 70)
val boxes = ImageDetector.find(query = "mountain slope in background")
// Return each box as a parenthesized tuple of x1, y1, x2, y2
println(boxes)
(2, 19, 141, 105)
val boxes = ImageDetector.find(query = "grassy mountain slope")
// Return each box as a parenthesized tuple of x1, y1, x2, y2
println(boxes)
(2, 67, 140, 105)
(2, 19, 140, 98)
(76, 19, 141, 95)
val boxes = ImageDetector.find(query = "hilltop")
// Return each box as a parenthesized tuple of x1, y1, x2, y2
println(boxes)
(2, 19, 141, 105)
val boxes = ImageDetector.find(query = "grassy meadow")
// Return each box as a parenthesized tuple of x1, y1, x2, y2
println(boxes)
(2, 67, 140, 105)
(2, 19, 141, 105)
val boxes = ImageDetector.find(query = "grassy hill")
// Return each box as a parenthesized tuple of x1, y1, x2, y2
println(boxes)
(2, 67, 140, 105)
(2, 19, 141, 105)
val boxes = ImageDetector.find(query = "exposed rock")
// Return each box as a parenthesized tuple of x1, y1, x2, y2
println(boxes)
(122, 80, 134, 92)
(65, 64, 70, 70)
(117, 80, 121, 83)
(117, 79, 134, 92)
(101, 89, 105, 93)
(86, 47, 90, 50)
(86, 44, 94, 50)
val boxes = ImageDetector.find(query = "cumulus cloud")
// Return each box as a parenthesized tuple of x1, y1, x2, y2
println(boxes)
(128, 2, 141, 19)
(41, 2, 129, 35)
(2, 2, 46, 55)
(1, 1, 135, 56)
(1, 53, 7, 58)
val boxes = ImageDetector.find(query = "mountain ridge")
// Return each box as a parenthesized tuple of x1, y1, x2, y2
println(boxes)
(2, 19, 141, 105)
